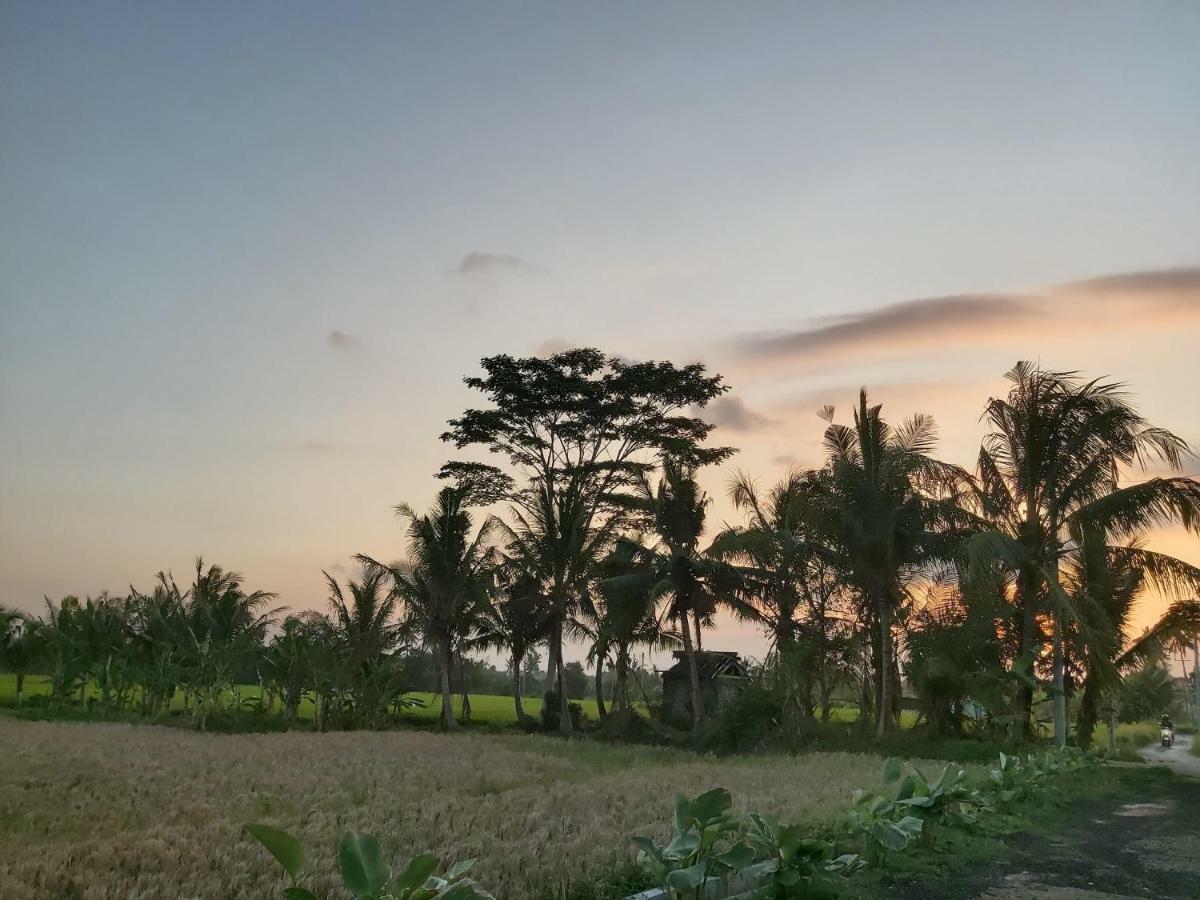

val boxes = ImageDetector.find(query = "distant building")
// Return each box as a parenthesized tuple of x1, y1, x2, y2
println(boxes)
(661, 650, 748, 725)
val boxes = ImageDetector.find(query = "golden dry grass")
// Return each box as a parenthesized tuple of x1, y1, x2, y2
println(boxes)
(0, 718, 963, 899)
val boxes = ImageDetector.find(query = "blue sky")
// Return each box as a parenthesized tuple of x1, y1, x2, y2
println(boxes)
(2, 2, 1198, 655)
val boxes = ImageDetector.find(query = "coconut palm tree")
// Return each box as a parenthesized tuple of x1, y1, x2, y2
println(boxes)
(710, 469, 860, 721)
(127, 577, 190, 716)
(261, 612, 327, 727)
(182, 560, 278, 729)
(709, 469, 829, 653)
(816, 391, 970, 736)
(322, 565, 402, 727)
(616, 457, 753, 729)
(593, 542, 673, 734)
(971, 362, 1200, 745)
(360, 485, 497, 730)
(475, 562, 551, 726)
(1066, 525, 1200, 746)
(493, 477, 623, 734)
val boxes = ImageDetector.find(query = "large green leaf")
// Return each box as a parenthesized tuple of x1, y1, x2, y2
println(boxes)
(393, 854, 439, 892)
(339, 833, 391, 898)
(713, 841, 755, 872)
(688, 787, 733, 826)
(666, 862, 708, 893)
(440, 883, 494, 900)
(245, 824, 304, 881)
(444, 859, 476, 880)
(882, 757, 904, 784)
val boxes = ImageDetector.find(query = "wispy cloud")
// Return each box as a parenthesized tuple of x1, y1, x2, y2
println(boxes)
(698, 396, 775, 433)
(328, 330, 361, 350)
(534, 336, 572, 356)
(733, 266, 1200, 369)
(300, 440, 336, 452)
(452, 251, 538, 276)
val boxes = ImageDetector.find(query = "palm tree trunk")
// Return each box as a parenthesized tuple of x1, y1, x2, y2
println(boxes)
(439, 636, 458, 729)
(692, 610, 704, 652)
(1017, 576, 1039, 739)
(679, 612, 704, 729)
(551, 618, 573, 735)
(15, 672, 24, 706)
(595, 653, 608, 722)
(1076, 670, 1100, 749)
(615, 644, 631, 732)
(512, 649, 530, 724)
(458, 651, 472, 724)
(1051, 612, 1066, 748)
(876, 596, 893, 738)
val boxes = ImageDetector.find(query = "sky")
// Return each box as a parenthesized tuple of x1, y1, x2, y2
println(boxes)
(2, 2, 1199, 665)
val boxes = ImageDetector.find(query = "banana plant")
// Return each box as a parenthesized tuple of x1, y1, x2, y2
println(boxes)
(745, 814, 862, 899)
(886, 759, 985, 833)
(631, 788, 755, 898)
(245, 825, 493, 899)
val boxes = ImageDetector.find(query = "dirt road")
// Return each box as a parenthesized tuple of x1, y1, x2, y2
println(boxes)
(1137, 731, 1200, 778)
(885, 763, 1200, 900)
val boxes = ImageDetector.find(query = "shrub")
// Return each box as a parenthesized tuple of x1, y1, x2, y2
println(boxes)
(245, 825, 493, 899)
(745, 815, 862, 899)
(631, 788, 755, 898)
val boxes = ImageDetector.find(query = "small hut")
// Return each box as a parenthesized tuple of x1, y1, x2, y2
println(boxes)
(661, 650, 748, 725)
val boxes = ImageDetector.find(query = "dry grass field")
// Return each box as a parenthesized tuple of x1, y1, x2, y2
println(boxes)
(0, 717, 961, 899)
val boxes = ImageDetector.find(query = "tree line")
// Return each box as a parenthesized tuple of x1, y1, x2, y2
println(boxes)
(3, 350, 1199, 745)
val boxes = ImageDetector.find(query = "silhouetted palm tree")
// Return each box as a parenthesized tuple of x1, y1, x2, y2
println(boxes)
(594, 542, 673, 734)
(817, 391, 970, 736)
(361, 485, 497, 729)
(494, 478, 621, 734)
(475, 562, 551, 726)
(1065, 525, 1200, 746)
(323, 565, 401, 727)
(617, 458, 753, 729)
(971, 362, 1200, 745)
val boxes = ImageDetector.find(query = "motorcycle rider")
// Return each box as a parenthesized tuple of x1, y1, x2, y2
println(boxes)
(1160, 713, 1175, 745)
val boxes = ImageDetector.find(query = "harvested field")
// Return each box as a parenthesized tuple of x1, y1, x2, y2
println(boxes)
(0, 717, 961, 899)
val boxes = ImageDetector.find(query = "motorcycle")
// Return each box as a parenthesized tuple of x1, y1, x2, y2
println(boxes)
(1161, 727, 1174, 748)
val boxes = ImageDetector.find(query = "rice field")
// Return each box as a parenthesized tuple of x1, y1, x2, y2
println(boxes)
(0, 716, 960, 899)
(0, 674, 607, 726)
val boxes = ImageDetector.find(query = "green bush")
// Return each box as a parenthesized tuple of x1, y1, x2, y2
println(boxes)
(745, 815, 862, 899)
(631, 788, 755, 898)
(245, 825, 493, 899)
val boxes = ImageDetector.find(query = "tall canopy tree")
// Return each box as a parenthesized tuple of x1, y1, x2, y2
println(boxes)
(971, 362, 1200, 745)
(440, 348, 732, 733)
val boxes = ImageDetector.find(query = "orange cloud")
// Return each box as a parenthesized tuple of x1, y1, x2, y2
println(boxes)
(731, 266, 1200, 371)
